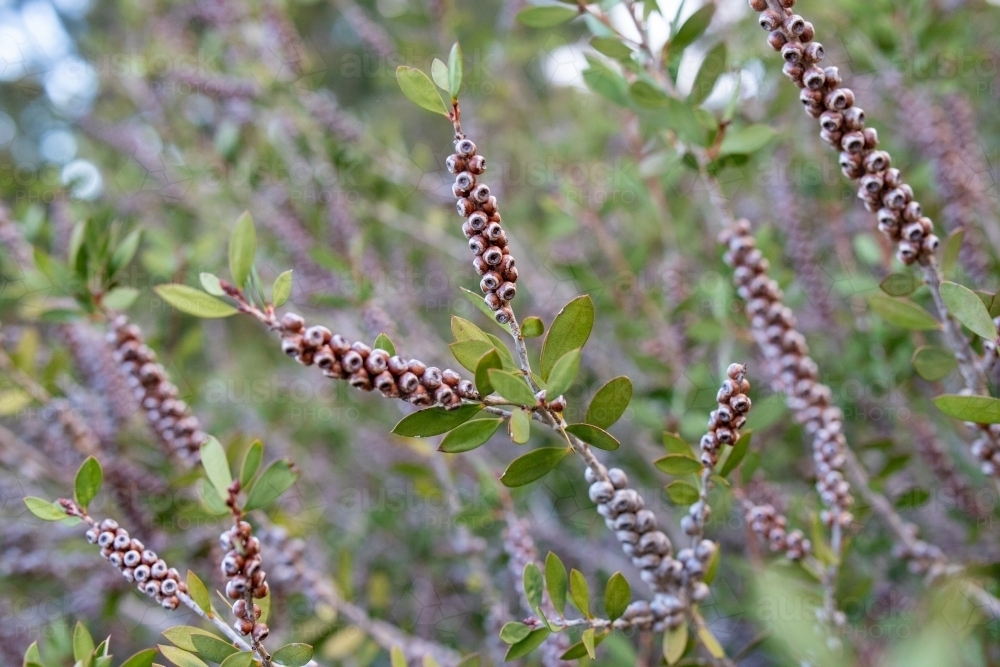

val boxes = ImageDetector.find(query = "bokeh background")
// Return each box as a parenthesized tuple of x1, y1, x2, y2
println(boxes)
(2, 0, 1000, 664)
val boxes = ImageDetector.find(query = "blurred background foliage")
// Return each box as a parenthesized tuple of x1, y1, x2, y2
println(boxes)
(1, 0, 1000, 664)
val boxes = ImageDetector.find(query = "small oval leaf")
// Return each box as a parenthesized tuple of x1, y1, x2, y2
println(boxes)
(500, 447, 570, 487)
(228, 211, 256, 288)
(396, 67, 449, 115)
(154, 284, 238, 318)
(438, 418, 503, 453)
(565, 423, 620, 451)
(392, 404, 483, 437)
(586, 376, 632, 429)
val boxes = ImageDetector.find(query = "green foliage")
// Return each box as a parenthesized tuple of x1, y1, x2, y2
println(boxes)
(243, 459, 299, 511)
(585, 377, 632, 429)
(544, 552, 568, 615)
(74, 457, 102, 510)
(396, 67, 449, 115)
(540, 296, 595, 380)
(500, 447, 570, 487)
(154, 285, 238, 318)
(438, 418, 503, 453)
(228, 211, 256, 288)
(392, 405, 483, 437)
(516, 6, 578, 28)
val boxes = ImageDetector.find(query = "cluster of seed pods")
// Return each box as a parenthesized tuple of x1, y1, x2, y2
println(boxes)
(749, 0, 939, 265)
(447, 138, 519, 324)
(84, 517, 186, 610)
(276, 312, 478, 408)
(587, 466, 716, 628)
(107, 315, 207, 464)
(721, 220, 854, 527)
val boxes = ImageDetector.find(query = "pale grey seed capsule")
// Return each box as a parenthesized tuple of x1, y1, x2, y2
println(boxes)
(589, 480, 615, 504)
(607, 468, 628, 489)
(634, 509, 657, 533)
(616, 530, 640, 545)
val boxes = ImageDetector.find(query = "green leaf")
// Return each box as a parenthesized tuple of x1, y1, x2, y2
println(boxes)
(391, 647, 406, 667)
(509, 408, 531, 445)
(190, 635, 237, 663)
(186, 570, 213, 616)
(671, 4, 715, 51)
(560, 631, 609, 659)
(499, 622, 531, 645)
(546, 349, 581, 398)
(110, 229, 142, 276)
(504, 629, 551, 660)
(500, 447, 570, 487)
(689, 42, 726, 104)
(439, 418, 503, 453)
(396, 67, 449, 115)
(541, 295, 595, 380)
(158, 646, 208, 667)
(257, 586, 271, 624)
(475, 348, 503, 396)
(228, 211, 256, 288)
(591, 36, 633, 59)
(271, 270, 293, 307)
(240, 440, 263, 487)
(488, 369, 538, 406)
(663, 622, 688, 664)
(455, 654, 480, 667)
(154, 284, 238, 318)
(912, 346, 957, 381)
(869, 294, 940, 330)
(655, 454, 703, 475)
(569, 568, 590, 616)
(431, 58, 449, 91)
(23, 641, 41, 667)
(271, 643, 313, 667)
(452, 315, 491, 342)
(74, 456, 103, 509)
(879, 272, 918, 297)
(448, 42, 463, 98)
(665, 480, 700, 504)
(719, 124, 776, 156)
(545, 552, 568, 614)
(604, 572, 630, 621)
(630, 80, 669, 108)
(586, 376, 632, 429)
(373, 333, 396, 356)
(23, 497, 67, 521)
(450, 339, 495, 372)
(218, 652, 255, 667)
(697, 624, 725, 659)
(940, 281, 997, 340)
(162, 627, 217, 652)
(200, 272, 225, 296)
(719, 430, 752, 477)
(200, 437, 232, 502)
(941, 227, 964, 276)
(523, 562, 544, 611)
(103, 287, 140, 310)
(933, 394, 1000, 424)
(74, 621, 95, 662)
(119, 649, 159, 667)
(244, 459, 299, 511)
(520, 316, 544, 338)
(581, 628, 596, 658)
(565, 423, 620, 451)
(68, 219, 87, 274)
(703, 546, 721, 584)
(392, 404, 482, 437)
(516, 5, 577, 28)
(485, 334, 518, 369)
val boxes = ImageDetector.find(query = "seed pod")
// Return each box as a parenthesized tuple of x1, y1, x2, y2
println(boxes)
(759, 9, 782, 30)
(467, 154, 486, 174)
(455, 139, 476, 157)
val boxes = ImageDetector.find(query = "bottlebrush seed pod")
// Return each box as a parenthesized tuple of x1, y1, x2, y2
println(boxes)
(799, 22, 815, 41)
(467, 154, 486, 173)
(471, 184, 491, 203)
(749, 0, 767, 10)
(497, 282, 517, 302)
(455, 172, 475, 192)
(468, 211, 488, 231)
(445, 154, 464, 173)
(480, 272, 501, 292)
(457, 198, 474, 217)
(802, 66, 825, 90)
(781, 42, 803, 63)
(759, 9, 782, 30)
(456, 139, 476, 157)
(785, 14, 806, 34)
(483, 246, 503, 265)
(804, 42, 825, 62)
(767, 30, 787, 50)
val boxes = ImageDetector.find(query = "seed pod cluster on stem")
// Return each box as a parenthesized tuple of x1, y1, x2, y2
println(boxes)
(720, 220, 854, 527)
(275, 311, 478, 408)
(684, 364, 753, 542)
(106, 315, 207, 464)
(586, 466, 716, 629)
(742, 502, 811, 561)
(447, 135, 519, 325)
(221, 481, 271, 646)
(749, 0, 939, 265)
(71, 503, 187, 610)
